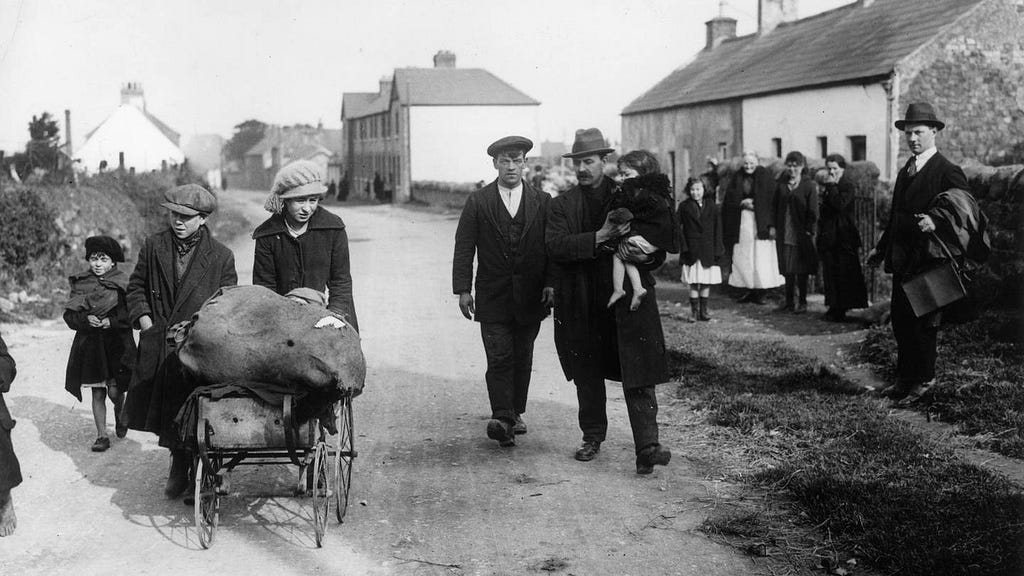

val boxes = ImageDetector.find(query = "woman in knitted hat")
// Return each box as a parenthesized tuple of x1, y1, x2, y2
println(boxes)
(253, 159, 359, 332)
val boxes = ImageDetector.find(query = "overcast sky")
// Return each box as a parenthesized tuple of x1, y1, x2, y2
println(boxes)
(0, 0, 849, 152)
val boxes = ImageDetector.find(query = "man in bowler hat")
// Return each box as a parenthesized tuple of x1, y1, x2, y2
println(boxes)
(867, 102, 968, 406)
(453, 136, 554, 446)
(545, 128, 672, 474)
(126, 184, 237, 498)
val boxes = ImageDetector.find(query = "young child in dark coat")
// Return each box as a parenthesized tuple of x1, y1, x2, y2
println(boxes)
(64, 235, 135, 452)
(0, 331, 19, 537)
(606, 150, 680, 311)
(677, 177, 724, 322)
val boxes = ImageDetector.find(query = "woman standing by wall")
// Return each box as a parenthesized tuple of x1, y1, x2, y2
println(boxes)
(773, 151, 819, 313)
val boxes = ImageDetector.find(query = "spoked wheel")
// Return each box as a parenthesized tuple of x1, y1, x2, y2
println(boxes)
(194, 455, 219, 549)
(334, 396, 355, 523)
(311, 441, 330, 547)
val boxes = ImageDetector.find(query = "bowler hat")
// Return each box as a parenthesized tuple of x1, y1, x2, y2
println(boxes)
(895, 102, 945, 131)
(563, 128, 615, 159)
(487, 135, 533, 158)
(84, 235, 125, 263)
(272, 160, 327, 199)
(161, 184, 217, 216)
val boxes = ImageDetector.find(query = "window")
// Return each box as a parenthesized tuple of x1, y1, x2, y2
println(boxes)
(718, 142, 728, 161)
(771, 138, 782, 158)
(849, 135, 866, 162)
(818, 136, 828, 158)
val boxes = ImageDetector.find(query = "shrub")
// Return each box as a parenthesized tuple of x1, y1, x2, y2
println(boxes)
(0, 187, 58, 269)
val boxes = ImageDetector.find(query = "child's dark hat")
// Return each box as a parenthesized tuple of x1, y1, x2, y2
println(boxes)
(85, 235, 125, 262)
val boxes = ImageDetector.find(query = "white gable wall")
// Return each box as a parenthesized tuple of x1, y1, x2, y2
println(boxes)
(78, 105, 185, 173)
(409, 105, 540, 183)
(742, 83, 889, 170)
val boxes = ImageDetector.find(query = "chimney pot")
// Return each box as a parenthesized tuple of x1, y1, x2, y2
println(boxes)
(758, 0, 798, 35)
(705, 16, 737, 49)
(433, 50, 456, 68)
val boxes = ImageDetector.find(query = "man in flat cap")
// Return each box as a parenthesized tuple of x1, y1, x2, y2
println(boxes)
(546, 128, 672, 475)
(453, 135, 553, 447)
(126, 183, 237, 499)
(867, 102, 968, 407)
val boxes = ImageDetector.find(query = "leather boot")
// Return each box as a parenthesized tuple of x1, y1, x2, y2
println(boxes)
(687, 298, 698, 323)
(698, 297, 711, 321)
(776, 280, 795, 312)
(164, 449, 191, 499)
(794, 274, 808, 314)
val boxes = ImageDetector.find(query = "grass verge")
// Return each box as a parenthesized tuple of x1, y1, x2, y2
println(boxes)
(664, 324, 1024, 576)
(859, 308, 1024, 458)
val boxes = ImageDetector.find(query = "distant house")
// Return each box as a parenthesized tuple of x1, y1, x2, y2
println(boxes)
(234, 123, 344, 191)
(78, 83, 185, 173)
(341, 50, 541, 203)
(621, 0, 1024, 188)
(181, 133, 225, 189)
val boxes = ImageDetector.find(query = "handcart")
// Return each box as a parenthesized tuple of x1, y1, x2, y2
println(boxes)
(191, 391, 356, 549)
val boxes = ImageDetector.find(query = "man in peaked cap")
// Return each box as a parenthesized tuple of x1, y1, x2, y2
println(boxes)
(546, 128, 673, 475)
(126, 183, 237, 499)
(453, 135, 554, 447)
(867, 102, 968, 407)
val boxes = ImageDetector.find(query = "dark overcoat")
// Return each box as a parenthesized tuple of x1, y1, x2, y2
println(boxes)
(63, 267, 136, 401)
(677, 197, 724, 268)
(125, 227, 237, 446)
(818, 175, 868, 310)
(253, 207, 359, 331)
(773, 174, 820, 271)
(875, 152, 968, 276)
(0, 333, 21, 492)
(722, 165, 776, 246)
(546, 179, 669, 390)
(452, 179, 551, 325)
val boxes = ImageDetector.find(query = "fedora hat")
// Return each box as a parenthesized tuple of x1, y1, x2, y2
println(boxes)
(895, 102, 945, 131)
(563, 128, 615, 159)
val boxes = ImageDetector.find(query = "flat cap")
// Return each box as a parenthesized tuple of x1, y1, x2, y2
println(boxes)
(272, 159, 328, 199)
(84, 235, 125, 262)
(487, 135, 533, 158)
(161, 184, 217, 216)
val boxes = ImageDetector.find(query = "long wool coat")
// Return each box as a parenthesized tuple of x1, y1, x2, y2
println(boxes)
(452, 179, 551, 325)
(125, 227, 237, 447)
(253, 208, 358, 331)
(546, 178, 669, 390)
(0, 333, 20, 493)
(63, 267, 136, 400)
(818, 175, 868, 310)
(773, 174, 820, 273)
(677, 197, 724, 268)
(722, 165, 777, 246)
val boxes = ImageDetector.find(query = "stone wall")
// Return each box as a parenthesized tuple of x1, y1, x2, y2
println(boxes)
(898, 0, 1024, 166)
(963, 163, 1024, 304)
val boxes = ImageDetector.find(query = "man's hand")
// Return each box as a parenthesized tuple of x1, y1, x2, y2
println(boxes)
(138, 315, 153, 331)
(595, 212, 631, 245)
(458, 292, 475, 320)
(541, 287, 554, 309)
(87, 315, 103, 328)
(100, 317, 111, 330)
(916, 213, 936, 233)
(616, 241, 652, 265)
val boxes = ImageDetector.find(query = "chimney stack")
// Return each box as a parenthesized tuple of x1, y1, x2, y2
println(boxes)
(379, 76, 393, 95)
(64, 109, 72, 158)
(705, 16, 737, 49)
(433, 50, 456, 68)
(120, 82, 146, 111)
(758, 0, 798, 35)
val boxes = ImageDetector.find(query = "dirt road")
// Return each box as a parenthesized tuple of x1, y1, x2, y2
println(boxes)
(0, 190, 749, 575)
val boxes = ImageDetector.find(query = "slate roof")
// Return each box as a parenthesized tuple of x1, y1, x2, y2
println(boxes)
(343, 67, 539, 120)
(622, 0, 984, 115)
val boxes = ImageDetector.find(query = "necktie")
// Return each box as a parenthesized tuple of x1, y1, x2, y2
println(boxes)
(905, 155, 918, 177)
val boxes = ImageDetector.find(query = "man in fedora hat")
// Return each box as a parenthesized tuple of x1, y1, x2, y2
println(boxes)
(126, 183, 237, 499)
(453, 135, 553, 447)
(546, 128, 672, 475)
(867, 102, 968, 407)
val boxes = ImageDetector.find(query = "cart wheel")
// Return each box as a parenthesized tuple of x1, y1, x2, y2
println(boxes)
(334, 396, 355, 523)
(194, 455, 219, 549)
(311, 441, 330, 547)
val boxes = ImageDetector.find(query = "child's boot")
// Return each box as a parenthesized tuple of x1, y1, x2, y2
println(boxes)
(698, 297, 711, 321)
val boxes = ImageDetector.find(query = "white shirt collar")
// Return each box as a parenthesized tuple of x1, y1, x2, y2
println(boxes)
(497, 181, 523, 216)
(914, 146, 938, 170)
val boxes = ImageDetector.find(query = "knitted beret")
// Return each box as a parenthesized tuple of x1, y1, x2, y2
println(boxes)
(271, 160, 328, 199)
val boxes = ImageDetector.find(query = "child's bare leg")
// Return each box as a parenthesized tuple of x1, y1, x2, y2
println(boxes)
(627, 262, 648, 311)
(0, 489, 15, 537)
(607, 255, 627, 307)
(92, 387, 108, 438)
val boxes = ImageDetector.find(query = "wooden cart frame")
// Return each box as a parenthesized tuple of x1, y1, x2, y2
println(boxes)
(192, 393, 356, 548)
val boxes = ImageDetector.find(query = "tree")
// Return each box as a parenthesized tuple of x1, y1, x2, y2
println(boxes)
(224, 119, 268, 164)
(26, 111, 61, 175)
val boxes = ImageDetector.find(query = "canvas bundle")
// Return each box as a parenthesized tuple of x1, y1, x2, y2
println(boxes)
(901, 233, 967, 318)
(177, 285, 365, 395)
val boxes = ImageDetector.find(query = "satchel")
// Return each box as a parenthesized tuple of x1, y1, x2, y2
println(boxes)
(900, 233, 967, 317)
